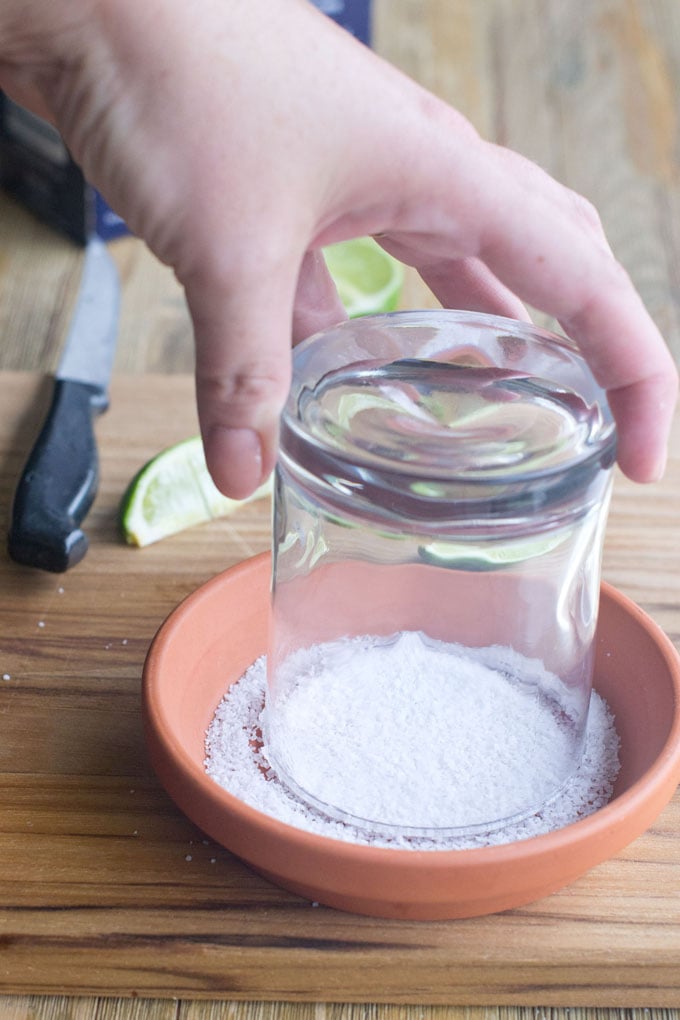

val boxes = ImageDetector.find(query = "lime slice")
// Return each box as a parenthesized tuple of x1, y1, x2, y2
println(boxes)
(419, 532, 567, 572)
(120, 436, 272, 547)
(323, 236, 404, 317)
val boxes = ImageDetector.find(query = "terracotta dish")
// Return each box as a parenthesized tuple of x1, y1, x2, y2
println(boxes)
(142, 552, 680, 920)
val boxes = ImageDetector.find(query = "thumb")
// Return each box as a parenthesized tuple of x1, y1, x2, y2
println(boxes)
(184, 260, 297, 500)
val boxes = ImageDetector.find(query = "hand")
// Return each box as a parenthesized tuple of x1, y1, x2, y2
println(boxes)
(2, 0, 676, 497)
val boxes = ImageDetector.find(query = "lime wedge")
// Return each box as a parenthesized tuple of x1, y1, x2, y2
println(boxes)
(120, 436, 272, 547)
(323, 236, 404, 317)
(419, 532, 567, 572)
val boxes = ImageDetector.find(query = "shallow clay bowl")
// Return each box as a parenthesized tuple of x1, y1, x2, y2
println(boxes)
(142, 552, 680, 920)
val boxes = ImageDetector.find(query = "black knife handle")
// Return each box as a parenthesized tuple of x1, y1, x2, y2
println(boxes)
(7, 379, 109, 572)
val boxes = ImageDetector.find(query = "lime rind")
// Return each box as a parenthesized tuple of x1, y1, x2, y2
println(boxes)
(418, 531, 568, 572)
(121, 239, 400, 545)
(120, 436, 272, 547)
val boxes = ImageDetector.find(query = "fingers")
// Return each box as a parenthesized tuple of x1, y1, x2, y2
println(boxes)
(417, 256, 530, 322)
(292, 250, 347, 344)
(186, 249, 347, 501)
(606, 373, 676, 482)
(184, 255, 298, 500)
(375, 235, 529, 321)
(373, 126, 677, 483)
(469, 162, 678, 480)
(485, 143, 614, 256)
(557, 282, 678, 482)
(16, 0, 669, 493)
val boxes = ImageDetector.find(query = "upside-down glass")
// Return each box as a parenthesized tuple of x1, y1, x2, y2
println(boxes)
(264, 311, 617, 837)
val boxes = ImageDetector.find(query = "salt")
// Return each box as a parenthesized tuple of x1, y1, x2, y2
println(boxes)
(265, 631, 588, 831)
(204, 633, 621, 851)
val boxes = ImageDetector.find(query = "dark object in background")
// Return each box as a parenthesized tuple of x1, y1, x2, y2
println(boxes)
(0, 93, 128, 245)
(7, 237, 120, 572)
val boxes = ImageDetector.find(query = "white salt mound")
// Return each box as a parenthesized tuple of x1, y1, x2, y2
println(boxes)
(204, 634, 621, 851)
(263, 631, 588, 831)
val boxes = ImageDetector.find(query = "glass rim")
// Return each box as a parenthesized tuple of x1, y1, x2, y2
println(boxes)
(283, 309, 617, 489)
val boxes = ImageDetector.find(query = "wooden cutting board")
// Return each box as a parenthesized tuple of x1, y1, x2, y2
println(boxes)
(0, 371, 679, 1005)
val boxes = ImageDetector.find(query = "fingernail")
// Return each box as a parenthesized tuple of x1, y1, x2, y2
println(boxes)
(207, 426, 263, 499)
(648, 449, 668, 483)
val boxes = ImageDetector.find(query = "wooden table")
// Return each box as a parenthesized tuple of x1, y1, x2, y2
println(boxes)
(0, 1, 679, 1017)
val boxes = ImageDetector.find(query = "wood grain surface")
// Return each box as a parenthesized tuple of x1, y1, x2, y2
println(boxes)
(1, 0, 680, 1017)
(0, 372, 678, 1012)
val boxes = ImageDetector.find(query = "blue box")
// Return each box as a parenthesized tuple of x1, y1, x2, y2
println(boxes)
(313, 0, 372, 44)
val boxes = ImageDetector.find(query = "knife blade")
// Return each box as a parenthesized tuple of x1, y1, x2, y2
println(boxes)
(7, 236, 120, 572)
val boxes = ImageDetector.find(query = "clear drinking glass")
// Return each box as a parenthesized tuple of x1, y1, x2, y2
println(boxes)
(264, 311, 617, 838)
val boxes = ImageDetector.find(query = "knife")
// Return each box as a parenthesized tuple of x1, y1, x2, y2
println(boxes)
(7, 236, 120, 572)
